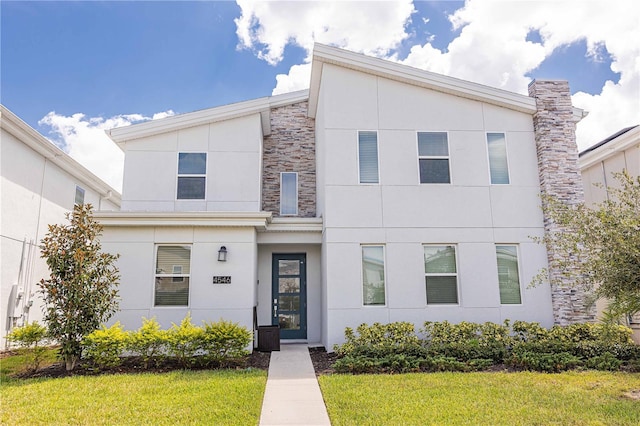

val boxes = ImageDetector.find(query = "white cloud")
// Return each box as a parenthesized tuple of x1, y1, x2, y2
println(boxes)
(401, 0, 640, 149)
(38, 110, 175, 192)
(235, 0, 415, 93)
(236, 0, 639, 149)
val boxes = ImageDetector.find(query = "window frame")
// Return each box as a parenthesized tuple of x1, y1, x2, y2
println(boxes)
(357, 130, 380, 185)
(361, 244, 386, 307)
(280, 172, 299, 216)
(417, 131, 452, 184)
(74, 185, 85, 206)
(486, 132, 511, 185)
(154, 244, 192, 307)
(176, 152, 207, 200)
(495, 244, 523, 305)
(423, 244, 459, 305)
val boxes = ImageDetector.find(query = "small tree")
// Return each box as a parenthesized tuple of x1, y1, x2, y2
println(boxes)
(534, 172, 640, 321)
(38, 204, 120, 371)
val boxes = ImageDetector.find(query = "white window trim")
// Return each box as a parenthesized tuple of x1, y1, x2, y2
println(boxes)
(176, 152, 207, 201)
(485, 132, 511, 185)
(154, 244, 192, 308)
(280, 172, 299, 216)
(496, 244, 523, 306)
(361, 244, 387, 307)
(424, 244, 460, 306)
(357, 130, 380, 185)
(416, 131, 452, 185)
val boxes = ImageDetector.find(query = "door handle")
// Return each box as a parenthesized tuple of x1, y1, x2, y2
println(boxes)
(273, 298, 278, 317)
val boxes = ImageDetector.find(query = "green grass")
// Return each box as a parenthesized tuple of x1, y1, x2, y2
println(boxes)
(0, 347, 59, 382)
(320, 371, 640, 425)
(1, 368, 267, 425)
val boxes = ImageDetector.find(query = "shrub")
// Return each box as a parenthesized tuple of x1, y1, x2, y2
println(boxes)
(166, 313, 204, 368)
(83, 322, 129, 369)
(201, 320, 252, 364)
(5, 322, 49, 372)
(335, 322, 421, 357)
(508, 351, 582, 373)
(585, 352, 622, 371)
(128, 317, 168, 369)
(422, 321, 511, 363)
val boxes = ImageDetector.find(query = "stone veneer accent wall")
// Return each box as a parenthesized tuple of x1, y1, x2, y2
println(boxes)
(528, 80, 595, 324)
(262, 101, 316, 217)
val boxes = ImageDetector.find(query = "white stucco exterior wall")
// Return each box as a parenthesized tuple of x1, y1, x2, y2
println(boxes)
(120, 114, 263, 212)
(315, 65, 554, 348)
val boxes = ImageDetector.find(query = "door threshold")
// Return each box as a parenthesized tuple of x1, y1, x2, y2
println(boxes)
(280, 339, 308, 344)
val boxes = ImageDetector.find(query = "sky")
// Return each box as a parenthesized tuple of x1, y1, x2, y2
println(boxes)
(2, 0, 639, 192)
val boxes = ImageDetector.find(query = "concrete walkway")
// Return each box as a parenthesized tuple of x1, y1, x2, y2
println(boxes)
(259, 344, 331, 425)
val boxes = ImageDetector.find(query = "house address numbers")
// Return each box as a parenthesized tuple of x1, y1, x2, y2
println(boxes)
(212, 276, 232, 284)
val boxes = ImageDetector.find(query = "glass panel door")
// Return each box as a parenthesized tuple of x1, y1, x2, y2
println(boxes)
(272, 254, 307, 339)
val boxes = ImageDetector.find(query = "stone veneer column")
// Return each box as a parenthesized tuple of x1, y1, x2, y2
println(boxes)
(528, 80, 595, 324)
(262, 101, 316, 217)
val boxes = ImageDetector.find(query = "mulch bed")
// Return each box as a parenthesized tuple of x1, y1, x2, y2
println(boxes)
(5, 346, 341, 379)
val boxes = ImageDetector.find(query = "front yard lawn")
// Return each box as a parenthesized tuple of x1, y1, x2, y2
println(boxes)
(1, 369, 266, 425)
(320, 371, 640, 425)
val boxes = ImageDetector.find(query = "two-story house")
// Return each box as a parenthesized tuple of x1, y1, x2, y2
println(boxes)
(96, 44, 592, 349)
(1, 105, 121, 343)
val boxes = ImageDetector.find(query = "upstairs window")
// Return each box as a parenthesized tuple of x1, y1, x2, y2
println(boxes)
(362, 245, 385, 306)
(177, 153, 206, 199)
(155, 245, 191, 306)
(74, 185, 85, 205)
(496, 245, 521, 304)
(424, 245, 458, 304)
(418, 132, 450, 183)
(487, 133, 510, 184)
(280, 172, 298, 215)
(358, 131, 379, 184)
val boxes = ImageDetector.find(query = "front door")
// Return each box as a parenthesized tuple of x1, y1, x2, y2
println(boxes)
(272, 254, 307, 339)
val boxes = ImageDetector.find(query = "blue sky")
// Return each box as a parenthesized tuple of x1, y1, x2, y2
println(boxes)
(2, 1, 638, 191)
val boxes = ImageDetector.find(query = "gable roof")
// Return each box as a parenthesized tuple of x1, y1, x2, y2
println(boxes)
(0, 105, 121, 206)
(307, 43, 586, 120)
(107, 90, 309, 147)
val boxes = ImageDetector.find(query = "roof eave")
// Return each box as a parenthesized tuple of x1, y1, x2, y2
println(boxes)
(579, 125, 640, 170)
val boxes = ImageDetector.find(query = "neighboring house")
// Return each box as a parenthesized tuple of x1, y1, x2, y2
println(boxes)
(96, 44, 593, 350)
(1, 105, 121, 344)
(579, 124, 640, 338)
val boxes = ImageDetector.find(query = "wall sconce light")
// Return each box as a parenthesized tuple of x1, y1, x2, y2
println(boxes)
(218, 246, 228, 262)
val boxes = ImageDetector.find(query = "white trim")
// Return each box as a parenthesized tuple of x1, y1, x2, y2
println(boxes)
(308, 43, 545, 118)
(361, 244, 387, 307)
(485, 132, 511, 185)
(416, 131, 452, 184)
(107, 90, 309, 145)
(1, 105, 121, 206)
(94, 211, 272, 229)
(280, 172, 299, 216)
(423, 244, 460, 306)
(357, 130, 380, 185)
(495, 244, 523, 306)
(579, 126, 640, 170)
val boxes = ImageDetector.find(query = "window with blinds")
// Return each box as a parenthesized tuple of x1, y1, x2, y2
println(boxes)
(177, 152, 206, 199)
(358, 131, 379, 184)
(418, 132, 451, 184)
(424, 245, 458, 304)
(362, 245, 385, 305)
(155, 245, 191, 306)
(280, 172, 298, 215)
(487, 133, 510, 184)
(496, 245, 521, 304)
(75, 185, 85, 205)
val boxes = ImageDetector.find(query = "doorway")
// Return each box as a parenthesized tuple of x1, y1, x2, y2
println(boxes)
(271, 254, 307, 339)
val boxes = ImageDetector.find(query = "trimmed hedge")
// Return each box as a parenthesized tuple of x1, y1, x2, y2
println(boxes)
(81, 315, 252, 370)
(333, 320, 639, 374)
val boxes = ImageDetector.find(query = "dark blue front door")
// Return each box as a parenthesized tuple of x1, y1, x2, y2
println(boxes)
(272, 254, 307, 339)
